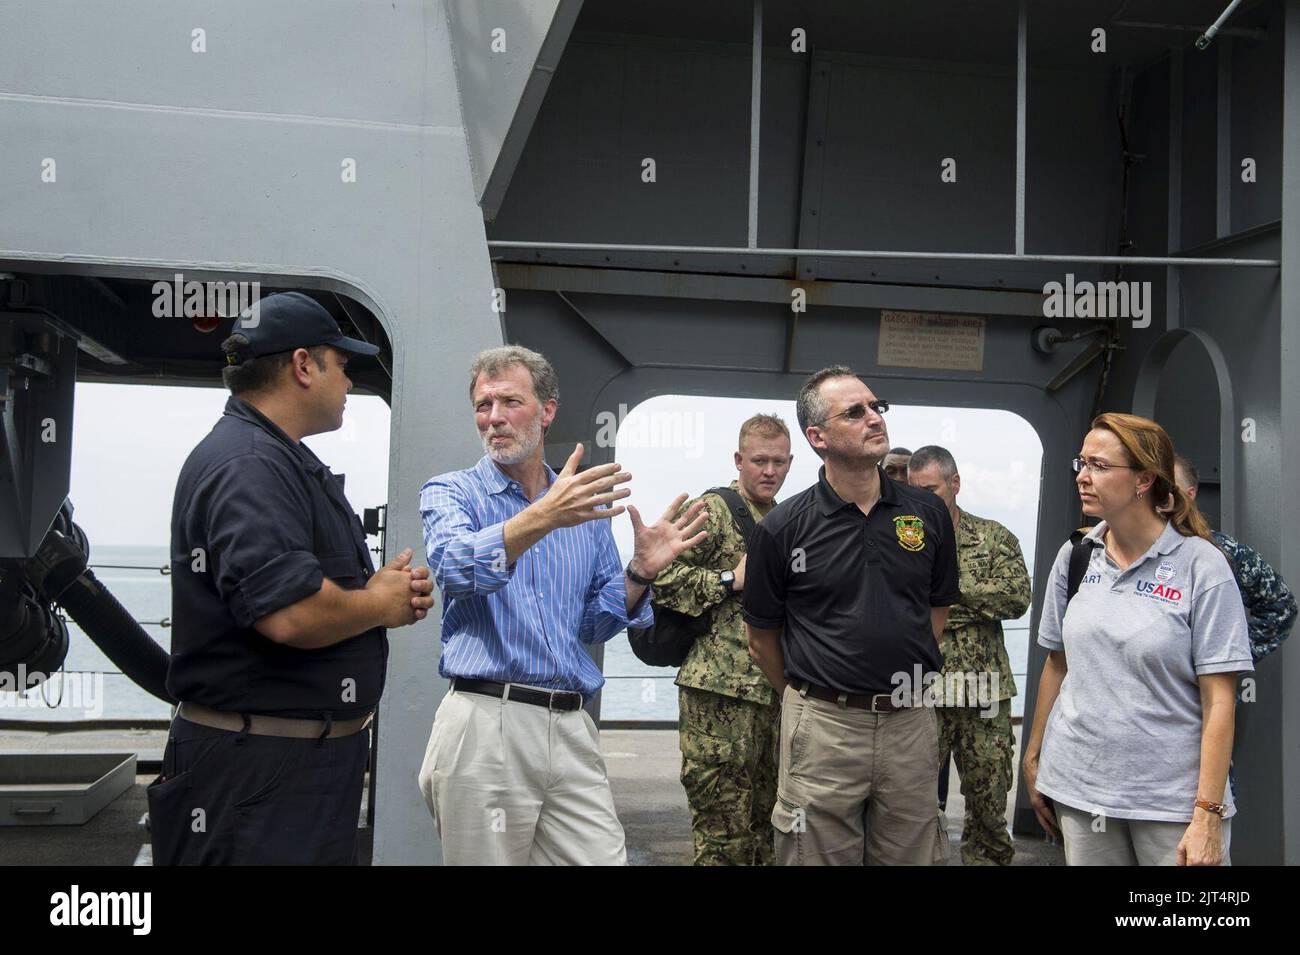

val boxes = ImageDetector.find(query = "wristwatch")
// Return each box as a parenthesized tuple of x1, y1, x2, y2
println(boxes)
(719, 570, 736, 590)
(1195, 798, 1228, 818)
(626, 561, 655, 587)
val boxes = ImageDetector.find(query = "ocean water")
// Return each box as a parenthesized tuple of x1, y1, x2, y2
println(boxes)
(3, 544, 1029, 722)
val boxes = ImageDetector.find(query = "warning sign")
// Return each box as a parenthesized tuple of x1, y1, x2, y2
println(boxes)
(877, 311, 985, 371)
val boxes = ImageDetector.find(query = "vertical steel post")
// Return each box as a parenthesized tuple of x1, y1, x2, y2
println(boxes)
(1015, 0, 1027, 254)
(1279, 0, 1300, 868)
(1168, 49, 1184, 330)
(1218, 40, 1233, 237)
(748, 0, 764, 248)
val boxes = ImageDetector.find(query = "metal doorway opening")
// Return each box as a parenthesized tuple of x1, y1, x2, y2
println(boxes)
(604, 393, 1044, 723)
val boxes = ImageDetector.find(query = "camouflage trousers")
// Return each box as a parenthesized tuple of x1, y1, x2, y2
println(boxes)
(678, 686, 780, 866)
(936, 704, 1015, 866)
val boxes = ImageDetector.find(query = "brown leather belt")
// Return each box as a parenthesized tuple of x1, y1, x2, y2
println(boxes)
(177, 701, 373, 739)
(793, 680, 912, 712)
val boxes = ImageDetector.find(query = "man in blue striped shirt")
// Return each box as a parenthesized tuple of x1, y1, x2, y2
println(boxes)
(417, 345, 708, 865)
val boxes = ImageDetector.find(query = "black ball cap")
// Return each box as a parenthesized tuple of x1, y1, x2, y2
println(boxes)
(228, 292, 380, 361)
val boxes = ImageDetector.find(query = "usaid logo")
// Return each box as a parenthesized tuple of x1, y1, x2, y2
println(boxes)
(1155, 561, 1176, 583)
(1136, 580, 1182, 602)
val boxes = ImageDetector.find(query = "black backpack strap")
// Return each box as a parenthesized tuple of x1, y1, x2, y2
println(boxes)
(707, 486, 758, 548)
(1065, 528, 1097, 603)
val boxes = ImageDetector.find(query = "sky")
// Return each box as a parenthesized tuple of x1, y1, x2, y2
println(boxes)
(609, 395, 1044, 624)
(68, 382, 392, 550)
(69, 384, 1044, 617)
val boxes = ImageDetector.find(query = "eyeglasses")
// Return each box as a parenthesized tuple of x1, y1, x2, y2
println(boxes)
(812, 400, 889, 427)
(1072, 456, 1140, 475)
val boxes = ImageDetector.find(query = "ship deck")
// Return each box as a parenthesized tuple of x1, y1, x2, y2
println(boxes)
(1, 725, 1063, 866)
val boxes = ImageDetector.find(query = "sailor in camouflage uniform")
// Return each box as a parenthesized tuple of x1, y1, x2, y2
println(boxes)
(1175, 456, 1296, 662)
(652, 414, 793, 865)
(909, 446, 1031, 866)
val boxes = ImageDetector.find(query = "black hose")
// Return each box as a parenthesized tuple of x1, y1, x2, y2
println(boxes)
(54, 568, 176, 705)
(4, 501, 177, 704)
(0, 565, 70, 682)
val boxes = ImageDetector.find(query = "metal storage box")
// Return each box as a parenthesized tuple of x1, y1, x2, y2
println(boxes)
(0, 752, 136, 826)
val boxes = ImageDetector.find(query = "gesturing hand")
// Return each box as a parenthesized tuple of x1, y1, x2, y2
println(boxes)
(541, 443, 632, 528)
(628, 493, 710, 580)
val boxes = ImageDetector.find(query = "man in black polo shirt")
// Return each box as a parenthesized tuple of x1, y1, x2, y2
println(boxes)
(744, 365, 960, 865)
(149, 292, 434, 865)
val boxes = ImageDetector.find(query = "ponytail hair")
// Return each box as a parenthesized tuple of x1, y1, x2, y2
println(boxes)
(1090, 412, 1215, 544)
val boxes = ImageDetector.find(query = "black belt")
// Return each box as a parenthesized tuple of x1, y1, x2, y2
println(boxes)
(793, 680, 912, 712)
(452, 677, 584, 712)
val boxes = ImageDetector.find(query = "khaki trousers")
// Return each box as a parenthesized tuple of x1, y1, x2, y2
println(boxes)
(416, 687, 627, 865)
(1056, 803, 1232, 866)
(772, 683, 948, 866)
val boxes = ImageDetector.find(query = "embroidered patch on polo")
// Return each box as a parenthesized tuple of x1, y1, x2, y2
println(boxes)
(894, 515, 925, 552)
(1136, 580, 1183, 603)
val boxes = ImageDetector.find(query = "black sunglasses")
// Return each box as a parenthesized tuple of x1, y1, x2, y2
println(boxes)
(813, 400, 889, 427)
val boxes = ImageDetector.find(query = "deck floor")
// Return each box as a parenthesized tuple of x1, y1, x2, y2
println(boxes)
(0, 726, 1062, 866)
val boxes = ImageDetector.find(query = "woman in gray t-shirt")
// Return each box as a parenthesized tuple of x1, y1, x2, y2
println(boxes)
(1022, 413, 1252, 866)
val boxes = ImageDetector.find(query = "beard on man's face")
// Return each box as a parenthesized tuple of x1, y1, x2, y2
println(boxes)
(482, 410, 543, 465)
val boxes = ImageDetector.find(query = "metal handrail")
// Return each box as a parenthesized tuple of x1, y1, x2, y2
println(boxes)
(489, 240, 1280, 268)
(88, 562, 170, 574)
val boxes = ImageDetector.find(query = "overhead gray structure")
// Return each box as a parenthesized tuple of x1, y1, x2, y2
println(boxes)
(445, 0, 584, 218)
(2, 0, 1297, 864)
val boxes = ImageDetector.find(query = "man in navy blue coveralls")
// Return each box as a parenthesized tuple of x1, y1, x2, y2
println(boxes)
(149, 292, 434, 865)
